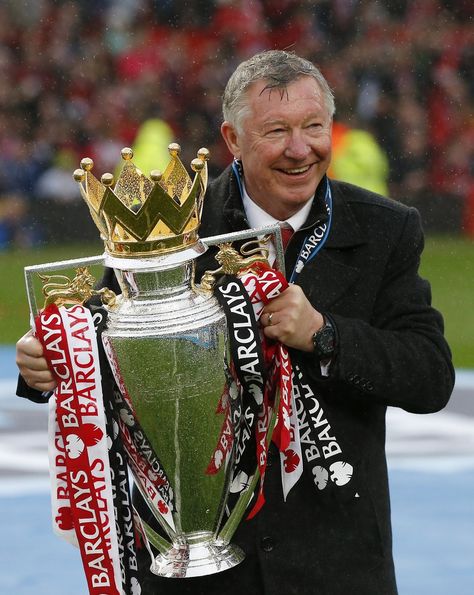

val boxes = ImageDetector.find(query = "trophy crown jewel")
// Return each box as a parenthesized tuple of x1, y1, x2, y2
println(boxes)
(73, 144, 210, 257)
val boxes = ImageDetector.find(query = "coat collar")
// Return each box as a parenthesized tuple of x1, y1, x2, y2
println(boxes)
(221, 168, 366, 250)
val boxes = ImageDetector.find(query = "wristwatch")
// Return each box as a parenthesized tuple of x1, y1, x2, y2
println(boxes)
(312, 316, 336, 360)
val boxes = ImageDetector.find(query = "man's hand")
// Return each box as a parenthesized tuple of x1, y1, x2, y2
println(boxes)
(260, 284, 324, 351)
(16, 330, 56, 392)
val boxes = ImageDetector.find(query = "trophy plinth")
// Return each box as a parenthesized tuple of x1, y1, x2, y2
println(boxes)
(151, 533, 244, 578)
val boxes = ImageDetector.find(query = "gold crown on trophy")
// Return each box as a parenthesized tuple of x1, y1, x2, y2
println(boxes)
(73, 144, 209, 257)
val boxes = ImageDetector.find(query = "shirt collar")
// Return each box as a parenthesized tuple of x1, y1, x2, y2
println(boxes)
(241, 179, 314, 231)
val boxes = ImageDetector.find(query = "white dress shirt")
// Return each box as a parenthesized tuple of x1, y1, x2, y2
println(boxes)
(241, 180, 314, 264)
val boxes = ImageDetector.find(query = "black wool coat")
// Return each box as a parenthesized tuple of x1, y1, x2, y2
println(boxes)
(18, 167, 454, 595)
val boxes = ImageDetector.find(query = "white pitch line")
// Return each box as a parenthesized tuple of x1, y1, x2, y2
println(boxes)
(388, 455, 474, 472)
(453, 369, 474, 388)
(0, 445, 48, 472)
(0, 476, 51, 496)
(0, 380, 19, 398)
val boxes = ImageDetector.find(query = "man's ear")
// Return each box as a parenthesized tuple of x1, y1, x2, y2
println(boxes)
(221, 121, 241, 159)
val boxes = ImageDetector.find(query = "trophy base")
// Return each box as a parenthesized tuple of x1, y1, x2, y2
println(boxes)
(150, 534, 245, 578)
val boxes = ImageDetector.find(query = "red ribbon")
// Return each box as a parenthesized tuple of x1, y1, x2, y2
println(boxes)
(36, 304, 121, 595)
(240, 266, 294, 518)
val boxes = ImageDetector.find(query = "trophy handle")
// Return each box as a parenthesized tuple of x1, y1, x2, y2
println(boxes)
(201, 223, 285, 274)
(24, 255, 106, 323)
(23, 224, 285, 324)
(200, 223, 284, 544)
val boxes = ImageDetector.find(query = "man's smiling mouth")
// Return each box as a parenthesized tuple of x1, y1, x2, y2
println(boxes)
(280, 164, 312, 175)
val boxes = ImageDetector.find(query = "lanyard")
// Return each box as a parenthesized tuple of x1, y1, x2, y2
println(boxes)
(231, 159, 333, 283)
(288, 180, 332, 283)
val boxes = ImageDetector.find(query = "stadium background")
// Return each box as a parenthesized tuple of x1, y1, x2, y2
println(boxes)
(0, 1, 473, 594)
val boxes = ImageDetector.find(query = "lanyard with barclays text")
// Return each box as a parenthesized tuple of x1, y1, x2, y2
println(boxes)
(232, 159, 333, 283)
(288, 180, 332, 283)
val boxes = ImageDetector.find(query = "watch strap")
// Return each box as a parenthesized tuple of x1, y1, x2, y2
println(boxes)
(312, 314, 337, 360)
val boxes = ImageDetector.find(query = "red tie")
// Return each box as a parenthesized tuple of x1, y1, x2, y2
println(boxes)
(280, 222, 294, 251)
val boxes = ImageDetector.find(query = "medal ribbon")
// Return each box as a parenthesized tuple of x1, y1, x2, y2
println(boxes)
(288, 179, 332, 283)
(239, 266, 302, 502)
(36, 304, 122, 595)
(214, 276, 267, 509)
(230, 264, 358, 503)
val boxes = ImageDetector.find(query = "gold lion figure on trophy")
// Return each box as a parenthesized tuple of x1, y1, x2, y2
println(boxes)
(200, 238, 269, 291)
(39, 267, 116, 308)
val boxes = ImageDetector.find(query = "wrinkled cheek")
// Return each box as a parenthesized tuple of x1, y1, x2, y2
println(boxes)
(315, 138, 332, 159)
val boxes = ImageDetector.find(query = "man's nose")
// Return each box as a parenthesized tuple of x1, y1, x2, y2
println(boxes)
(284, 130, 311, 160)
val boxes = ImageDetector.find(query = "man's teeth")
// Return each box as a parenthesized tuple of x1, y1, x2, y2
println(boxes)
(283, 166, 310, 174)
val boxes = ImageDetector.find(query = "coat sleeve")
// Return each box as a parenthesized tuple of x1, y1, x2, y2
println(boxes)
(309, 208, 455, 413)
(16, 374, 52, 403)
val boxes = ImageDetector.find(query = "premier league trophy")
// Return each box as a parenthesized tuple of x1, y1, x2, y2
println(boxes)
(26, 144, 283, 585)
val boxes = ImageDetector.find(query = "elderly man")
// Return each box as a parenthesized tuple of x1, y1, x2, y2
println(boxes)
(17, 50, 454, 595)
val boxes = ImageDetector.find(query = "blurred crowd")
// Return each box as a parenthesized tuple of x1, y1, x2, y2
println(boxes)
(0, 0, 472, 247)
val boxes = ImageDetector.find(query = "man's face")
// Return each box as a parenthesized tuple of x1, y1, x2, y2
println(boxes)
(221, 76, 332, 220)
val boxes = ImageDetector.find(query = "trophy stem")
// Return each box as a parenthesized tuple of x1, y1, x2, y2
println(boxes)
(142, 520, 173, 555)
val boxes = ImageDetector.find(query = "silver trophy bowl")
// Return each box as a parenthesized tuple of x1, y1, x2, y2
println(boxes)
(101, 241, 244, 578)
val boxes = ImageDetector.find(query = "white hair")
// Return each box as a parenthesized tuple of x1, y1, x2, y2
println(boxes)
(222, 50, 335, 132)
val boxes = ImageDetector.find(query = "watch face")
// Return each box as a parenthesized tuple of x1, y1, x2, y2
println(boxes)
(313, 325, 335, 357)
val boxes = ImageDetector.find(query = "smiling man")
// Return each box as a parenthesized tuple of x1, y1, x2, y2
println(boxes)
(221, 75, 333, 220)
(190, 50, 454, 594)
(16, 50, 454, 595)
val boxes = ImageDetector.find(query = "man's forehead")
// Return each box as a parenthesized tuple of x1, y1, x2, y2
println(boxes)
(247, 76, 324, 103)
(244, 77, 328, 121)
